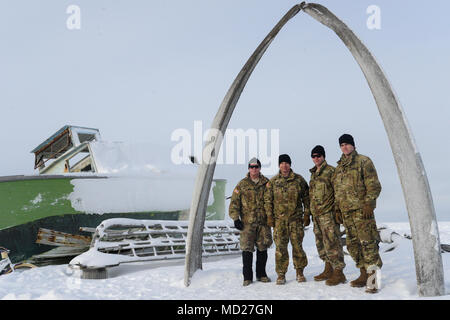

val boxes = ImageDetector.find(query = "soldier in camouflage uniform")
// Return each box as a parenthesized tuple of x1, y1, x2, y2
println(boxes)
(264, 154, 310, 285)
(229, 158, 273, 286)
(332, 134, 382, 294)
(309, 145, 346, 286)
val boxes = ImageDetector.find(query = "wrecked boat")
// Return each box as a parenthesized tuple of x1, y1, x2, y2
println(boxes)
(0, 125, 226, 262)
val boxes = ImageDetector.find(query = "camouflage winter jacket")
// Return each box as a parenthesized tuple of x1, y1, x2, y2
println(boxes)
(264, 170, 310, 221)
(229, 173, 269, 225)
(309, 161, 335, 216)
(332, 150, 381, 213)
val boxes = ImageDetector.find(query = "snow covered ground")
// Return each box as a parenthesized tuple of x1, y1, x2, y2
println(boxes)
(1, 221, 449, 300)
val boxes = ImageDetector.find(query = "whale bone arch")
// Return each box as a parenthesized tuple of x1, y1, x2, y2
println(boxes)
(184, 2, 444, 297)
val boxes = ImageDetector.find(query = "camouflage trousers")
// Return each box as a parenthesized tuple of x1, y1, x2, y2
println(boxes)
(312, 212, 345, 270)
(273, 218, 307, 274)
(342, 209, 383, 269)
(240, 222, 273, 252)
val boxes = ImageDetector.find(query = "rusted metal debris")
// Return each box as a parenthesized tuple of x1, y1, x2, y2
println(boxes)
(28, 228, 92, 266)
(36, 228, 91, 247)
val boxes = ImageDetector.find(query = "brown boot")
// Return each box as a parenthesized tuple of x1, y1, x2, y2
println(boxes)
(325, 268, 346, 286)
(296, 269, 306, 283)
(350, 267, 368, 288)
(365, 286, 378, 294)
(276, 274, 286, 285)
(314, 262, 333, 281)
(242, 280, 252, 287)
(256, 276, 271, 283)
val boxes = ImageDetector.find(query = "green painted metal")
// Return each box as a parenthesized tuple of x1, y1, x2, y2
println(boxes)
(206, 179, 226, 220)
(0, 178, 77, 230)
(0, 176, 226, 231)
(0, 175, 226, 262)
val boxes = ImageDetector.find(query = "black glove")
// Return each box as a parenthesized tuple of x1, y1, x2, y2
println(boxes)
(335, 209, 343, 224)
(362, 203, 375, 219)
(234, 219, 244, 231)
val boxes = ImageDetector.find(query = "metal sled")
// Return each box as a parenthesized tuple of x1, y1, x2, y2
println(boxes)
(69, 218, 240, 278)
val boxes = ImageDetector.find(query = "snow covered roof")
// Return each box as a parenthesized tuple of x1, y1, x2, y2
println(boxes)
(30, 125, 100, 154)
(31, 125, 102, 172)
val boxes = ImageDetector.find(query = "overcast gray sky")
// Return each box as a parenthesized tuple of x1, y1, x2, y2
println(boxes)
(1, 1, 449, 222)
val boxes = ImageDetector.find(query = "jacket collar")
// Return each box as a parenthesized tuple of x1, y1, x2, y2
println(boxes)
(338, 150, 358, 167)
(309, 160, 328, 175)
(246, 172, 267, 185)
(277, 169, 295, 181)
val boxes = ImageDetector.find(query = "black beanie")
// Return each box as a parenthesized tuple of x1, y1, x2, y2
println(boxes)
(311, 145, 326, 158)
(339, 134, 355, 147)
(278, 154, 291, 165)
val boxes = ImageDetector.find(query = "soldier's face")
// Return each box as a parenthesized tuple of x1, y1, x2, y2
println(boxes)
(248, 165, 260, 178)
(312, 154, 325, 167)
(340, 143, 355, 156)
(279, 162, 291, 176)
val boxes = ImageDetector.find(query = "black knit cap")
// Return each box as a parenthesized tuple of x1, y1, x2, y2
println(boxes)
(339, 134, 355, 147)
(311, 145, 325, 158)
(278, 154, 291, 165)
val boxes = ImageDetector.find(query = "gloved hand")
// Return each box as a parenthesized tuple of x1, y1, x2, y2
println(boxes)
(234, 219, 244, 231)
(362, 203, 375, 219)
(266, 215, 274, 228)
(303, 214, 311, 227)
(335, 209, 343, 224)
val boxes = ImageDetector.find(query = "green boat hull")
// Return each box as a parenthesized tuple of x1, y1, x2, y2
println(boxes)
(0, 175, 226, 262)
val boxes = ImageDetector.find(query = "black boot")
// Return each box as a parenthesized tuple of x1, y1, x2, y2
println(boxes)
(242, 251, 253, 286)
(256, 250, 271, 282)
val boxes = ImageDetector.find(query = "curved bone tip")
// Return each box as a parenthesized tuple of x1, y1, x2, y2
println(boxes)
(301, 2, 326, 16)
